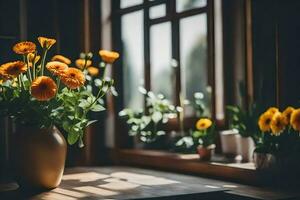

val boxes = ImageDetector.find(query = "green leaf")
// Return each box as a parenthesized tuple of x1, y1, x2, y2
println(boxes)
(110, 86, 118, 96)
(90, 104, 105, 112)
(68, 131, 79, 145)
(78, 100, 89, 108)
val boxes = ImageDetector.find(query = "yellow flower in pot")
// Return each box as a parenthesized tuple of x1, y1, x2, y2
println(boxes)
(253, 107, 300, 171)
(194, 118, 216, 161)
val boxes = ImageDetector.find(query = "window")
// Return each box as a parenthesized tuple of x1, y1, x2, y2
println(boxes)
(113, 0, 216, 120)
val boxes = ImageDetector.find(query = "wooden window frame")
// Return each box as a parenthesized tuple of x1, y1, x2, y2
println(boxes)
(111, 0, 218, 147)
(109, 0, 257, 184)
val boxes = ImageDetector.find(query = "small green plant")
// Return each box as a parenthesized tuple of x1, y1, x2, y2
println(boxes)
(119, 88, 178, 143)
(226, 103, 261, 144)
(175, 118, 215, 152)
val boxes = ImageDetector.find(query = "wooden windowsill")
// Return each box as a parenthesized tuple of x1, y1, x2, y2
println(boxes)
(110, 149, 259, 185)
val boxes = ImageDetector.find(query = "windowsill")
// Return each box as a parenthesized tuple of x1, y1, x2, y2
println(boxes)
(110, 149, 259, 185)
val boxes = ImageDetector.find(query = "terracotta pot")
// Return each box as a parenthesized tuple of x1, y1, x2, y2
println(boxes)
(15, 126, 67, 190)
(197, 145, 215, 161)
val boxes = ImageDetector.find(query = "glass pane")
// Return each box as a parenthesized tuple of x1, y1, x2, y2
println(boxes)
(121, 0, 143, 9)
(180, 14, 210, 116)
(176, 0, 207, 12)
(121, 11, 144, 109)
(149, 4, 166, 19)
(150, 22, 174, 101)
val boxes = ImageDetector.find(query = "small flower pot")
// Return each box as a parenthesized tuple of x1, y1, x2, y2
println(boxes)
(219, 129, 239, 157)
(236, 135, 255, 162)
(197, 144, 215, 161)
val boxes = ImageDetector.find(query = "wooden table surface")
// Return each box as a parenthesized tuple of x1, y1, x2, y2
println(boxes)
(0, 166, 299, 200)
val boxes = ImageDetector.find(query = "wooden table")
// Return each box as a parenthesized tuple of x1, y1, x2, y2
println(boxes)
(0, 166, 299, 200)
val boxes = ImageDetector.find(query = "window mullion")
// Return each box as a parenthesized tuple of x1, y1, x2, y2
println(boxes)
(170, 0, 181, 106)
(144, 1, 151, 108)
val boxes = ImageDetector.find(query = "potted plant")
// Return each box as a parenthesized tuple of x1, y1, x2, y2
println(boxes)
(176, 118, 216, 160)
(119, 88, 178, 149)
(226, 103, 261, 162)
(254, 106, 300, 172)
(0, 37, 119, 190)
(194, 118, 216, 160)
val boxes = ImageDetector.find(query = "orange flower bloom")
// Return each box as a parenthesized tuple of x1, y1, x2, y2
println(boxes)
(51, 55, 71, 65)
(99, 50, 119, 64)
(196, 118, 212, 130)
(75, 59, 92, 69)
(0, 68, 10, 81)
(282, 106, 295, 125)
(13, 41, 36, 55)
(270, 112, 286, 136)
(258, 111, 273, 132)
(31, 76, 57, 101)
(87, 66, 99, 77)
(27, 53, 40, 64)
(60, 67, 85, 89)
(266, 107, 279, 115)
(46, 61, 68, 76)
(38, 36, 56, 49)
(0, 61, 27, 78)
(290, 109, 300, 131)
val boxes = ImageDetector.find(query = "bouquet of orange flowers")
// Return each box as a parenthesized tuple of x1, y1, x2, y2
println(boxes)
(256, 106, 300, 154)
(0, 37, 119, 147)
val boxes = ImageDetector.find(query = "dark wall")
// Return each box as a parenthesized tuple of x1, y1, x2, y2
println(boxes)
(277, 0, 300, 108)
(26, 0, 84, 60)
(252, 0, 300, 109)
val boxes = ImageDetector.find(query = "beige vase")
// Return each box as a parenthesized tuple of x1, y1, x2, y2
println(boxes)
(235, 135, 255, 162)
(15, 126, 67, 190)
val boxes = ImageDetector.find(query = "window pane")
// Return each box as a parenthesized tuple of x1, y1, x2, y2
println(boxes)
(180, 14, 210, 116)
(149, 4, 166, 19)
(150, 22, 174, 101)
(176, 0, 207, 12)
(120, 0, 143, 9)
(121, 11, 144, 109)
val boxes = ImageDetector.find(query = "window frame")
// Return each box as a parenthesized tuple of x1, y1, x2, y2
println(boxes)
(111, 0, 219, 148)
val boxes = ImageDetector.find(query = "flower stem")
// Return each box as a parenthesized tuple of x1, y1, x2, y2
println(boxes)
(25, 56, 32, 82)
(41, 49, 48, 76)
(32, 52, 37, 79)
(101, 63, 108, 79)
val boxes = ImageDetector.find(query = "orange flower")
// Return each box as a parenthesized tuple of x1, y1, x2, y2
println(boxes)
(87, 66, 99, 77)
(258, 111, 274, 132)
(46, 61, 68, 76)
(38, 36, 56, 49)
(51, 55, 71, 65)
(1, 61, 27, 78)
(0, 68, 10, 81)
(270, 112, 286, 136)
(27, 53, 40, 64)
(196, 118, 212, 130)
(282, 106, 295, 125)
(31, 76, 57, 101)
(99, 50, 119, 64)
(290, 109, 300, 131)
(60, 67, 85, 89)
(13, 41, 36, 55)
(266, 107, 279, 115)
(75, 59, 92, 69)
